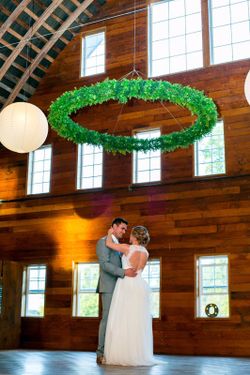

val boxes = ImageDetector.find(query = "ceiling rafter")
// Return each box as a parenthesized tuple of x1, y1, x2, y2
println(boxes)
(3, 0, 96, 108)
(24, 9, 72, 46)
(0, 0, 31, 39)
(0, 0, 65, 81)
(0, 7, 62, 60)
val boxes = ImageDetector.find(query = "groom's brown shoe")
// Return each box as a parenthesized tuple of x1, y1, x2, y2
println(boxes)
(96, 355, 104, 365)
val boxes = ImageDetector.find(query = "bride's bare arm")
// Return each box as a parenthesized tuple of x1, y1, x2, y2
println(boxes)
(106, 229, 130, 255)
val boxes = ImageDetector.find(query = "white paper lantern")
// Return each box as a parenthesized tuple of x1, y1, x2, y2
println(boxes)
(244, 70, 250, 105)
(0, 102, 48, 153)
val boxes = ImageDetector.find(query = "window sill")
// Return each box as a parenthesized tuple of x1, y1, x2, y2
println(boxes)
(129, 181, 162, 189)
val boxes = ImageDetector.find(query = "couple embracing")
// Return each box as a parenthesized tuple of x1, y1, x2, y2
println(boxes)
(96, 217, 155, 366)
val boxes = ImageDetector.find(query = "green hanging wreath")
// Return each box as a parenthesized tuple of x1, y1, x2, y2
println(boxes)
(48, 78, 218, 154)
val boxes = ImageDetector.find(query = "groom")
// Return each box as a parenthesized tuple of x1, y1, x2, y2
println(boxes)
(96, 217, 136, 364)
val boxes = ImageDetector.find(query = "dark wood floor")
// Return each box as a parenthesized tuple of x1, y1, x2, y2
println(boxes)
(0, 351, 250, 375)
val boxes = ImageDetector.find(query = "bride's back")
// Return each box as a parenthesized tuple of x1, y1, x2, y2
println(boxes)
(126, 245, 148, 272)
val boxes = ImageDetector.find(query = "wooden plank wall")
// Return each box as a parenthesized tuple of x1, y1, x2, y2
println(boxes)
(0, 261, 22, 349)
(1, 0, 250, 355)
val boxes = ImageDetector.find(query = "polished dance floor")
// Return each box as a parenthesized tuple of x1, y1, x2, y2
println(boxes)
(0, 350, 250, 375)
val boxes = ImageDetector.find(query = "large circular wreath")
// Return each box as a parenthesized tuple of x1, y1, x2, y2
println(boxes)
(48, 78, 218, 154)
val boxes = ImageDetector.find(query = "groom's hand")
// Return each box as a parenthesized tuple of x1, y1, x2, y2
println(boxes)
(124, 268, 137, 277)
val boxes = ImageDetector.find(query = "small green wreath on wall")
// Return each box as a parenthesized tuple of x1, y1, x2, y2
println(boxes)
(48, 78, 218, 154)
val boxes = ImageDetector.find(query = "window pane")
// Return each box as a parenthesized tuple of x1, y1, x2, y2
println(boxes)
(194, 121, 225, 177)
(81, 31, 105, 77)
(22, 265, 47, 317)
(133, 129, 161, 184)
(73, 263, 100, 317)
(142, 259, 160, 318)
(213, 26, 232, 47)
(152, 39, 169, 59)
(26, 294, 45, 317)
(169, 35, 186, 55)
(170, 55, 186, 73)
(149, 0, 203, 77)
(186, 32, 202, 53)
(209, 0, 250, 64)
(78, 293, 99, 317)
(77, 144, 103, 190)
(196, 255, 229, 318)
(79, 263, 99, 291)
(27, 145, 52, 195)
(186, 13, 202, 33)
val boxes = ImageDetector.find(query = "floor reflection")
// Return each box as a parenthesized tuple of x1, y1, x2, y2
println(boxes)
(0, 351, 250, 375)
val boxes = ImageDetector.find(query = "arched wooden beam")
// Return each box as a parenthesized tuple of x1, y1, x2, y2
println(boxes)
(3, 0, 95, 108)
(0, 0, 31, 39)
(0, 0, 65, 81)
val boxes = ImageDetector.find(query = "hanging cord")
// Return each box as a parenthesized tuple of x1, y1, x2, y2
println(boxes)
(119, 0, 146, 81)
(113, 0, 142, 134)
(0, 6, 148, 52)
(118, 0, 183, 132)
(111, 101, 126, 135)
(159, 101, 184, 131)
(24, 0, 34, 101)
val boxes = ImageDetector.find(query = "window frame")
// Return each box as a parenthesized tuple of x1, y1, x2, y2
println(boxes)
(193, 119, 226, 178)
(80, 28, 106, 78)
(142, 257, 162, 320)
(208, 0, 250, 66)
(72, 261, 100, 319)
(148, 0, 204, 78)
(148, 0, 250, 78)
(21, 264, 47, 318)
(132, 127, 162, 186)
(195, 254, 231, 320)
(26, 144, 52, 196)
(76, 143, 104, 191)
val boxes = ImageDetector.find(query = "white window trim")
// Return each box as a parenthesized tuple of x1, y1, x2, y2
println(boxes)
(80, 29, 106, 78)
(148, 0, 204, 78)
(208, 0, 250, 65)
(132, 128, 161, 185)
(27, 144, 52, 195)
(142, 257, 161, 319)
(76, 144, 103, 190)
(21, 264, 47, 318)
(72, 262, 100, 318)
(194, 120, 226, 178)
(195, 255, 230, 319)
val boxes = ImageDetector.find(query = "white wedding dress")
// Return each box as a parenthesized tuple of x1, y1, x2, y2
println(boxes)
(104, 245, 155, 366)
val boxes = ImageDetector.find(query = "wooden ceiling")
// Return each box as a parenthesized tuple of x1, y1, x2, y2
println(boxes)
(0, 0, 107, 111)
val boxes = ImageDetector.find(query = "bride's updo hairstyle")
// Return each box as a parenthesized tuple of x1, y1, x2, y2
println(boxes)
(132, 226, 150, 246)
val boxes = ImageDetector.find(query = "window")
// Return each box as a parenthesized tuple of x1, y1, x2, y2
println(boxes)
(209, 0, 250, 64)
(148, 0, 203, 77)
(194, 120, 225, 177)
(27, 145, 52, 195)
(142, 259, 161, 318)
(73, 262, 100, 317)
(77, 144, 103, 190)
(21, 265, 47, 317)
(133, 129, 161, 184)
(196, 255, 229, 318)
(81, 30, 105, 77)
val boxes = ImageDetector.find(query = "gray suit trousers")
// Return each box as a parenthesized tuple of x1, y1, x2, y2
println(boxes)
(96, 293, 113, 357)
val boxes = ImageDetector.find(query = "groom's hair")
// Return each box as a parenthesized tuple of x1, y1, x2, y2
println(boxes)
(112, 217, 128, 226)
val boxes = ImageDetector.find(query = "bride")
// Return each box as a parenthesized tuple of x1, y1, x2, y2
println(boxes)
(104, 225, 155, 366)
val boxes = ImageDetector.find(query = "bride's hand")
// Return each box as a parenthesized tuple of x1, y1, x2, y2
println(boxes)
(108, 227, 114, 236)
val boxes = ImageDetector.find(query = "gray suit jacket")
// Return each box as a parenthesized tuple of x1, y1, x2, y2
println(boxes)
(96, 236, 125, 293)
